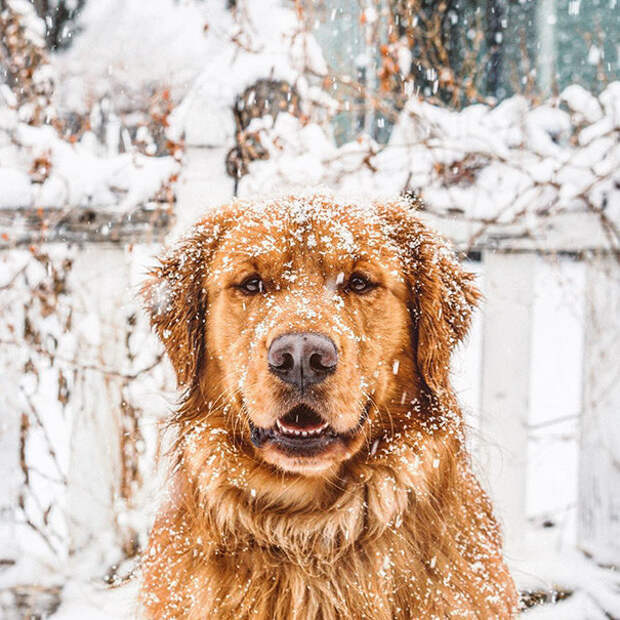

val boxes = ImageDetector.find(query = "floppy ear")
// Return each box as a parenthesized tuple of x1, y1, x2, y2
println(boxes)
(380, 201, 480, 396)
(141, 212, 228, 390)
(413, 228, 480, 395)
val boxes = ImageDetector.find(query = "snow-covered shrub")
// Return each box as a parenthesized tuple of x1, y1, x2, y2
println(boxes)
(238, 82, 619, 239)
(0, 0, 55, 123)
(0, 1, 182, 212)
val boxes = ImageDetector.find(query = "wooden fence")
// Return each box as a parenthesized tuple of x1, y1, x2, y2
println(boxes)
(421, 211, 619, 566)
(0, 205, 617, 616)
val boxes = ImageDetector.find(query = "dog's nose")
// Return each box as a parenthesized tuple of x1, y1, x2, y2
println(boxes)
(268, 332, 338, 390)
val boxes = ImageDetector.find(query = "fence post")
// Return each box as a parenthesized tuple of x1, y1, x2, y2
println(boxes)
(173, 146, 233, 238)
(65, 244, 131, 560)
(478, 251, 536, 550)
(578, 252, 620, 566)
(0, 393, 20, 565)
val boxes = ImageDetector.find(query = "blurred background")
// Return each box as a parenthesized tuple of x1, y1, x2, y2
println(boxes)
(0, 0, 618, 617)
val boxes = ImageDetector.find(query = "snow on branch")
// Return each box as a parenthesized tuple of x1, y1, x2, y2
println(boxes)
(237, 82, 620, 253)
(0, 1, 180, 217)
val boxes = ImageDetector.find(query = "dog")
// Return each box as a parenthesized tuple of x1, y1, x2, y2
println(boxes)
(139, 194, 518, 619)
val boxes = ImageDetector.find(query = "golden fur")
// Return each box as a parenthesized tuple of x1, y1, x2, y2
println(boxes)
(139, 194, 518, 619)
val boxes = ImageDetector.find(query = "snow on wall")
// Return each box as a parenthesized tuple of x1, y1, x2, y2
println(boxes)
(0, 0, 326, 211)
(0, 112, 180, 209)
(238, 83, 620, 227)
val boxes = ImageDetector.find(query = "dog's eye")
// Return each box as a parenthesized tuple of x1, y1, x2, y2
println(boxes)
(348, 273, 374, 294)
(238, 275, 263, 295)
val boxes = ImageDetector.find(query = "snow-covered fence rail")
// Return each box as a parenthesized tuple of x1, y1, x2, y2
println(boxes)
(0, 205, 617, 615)
(0, 204, 173, 247)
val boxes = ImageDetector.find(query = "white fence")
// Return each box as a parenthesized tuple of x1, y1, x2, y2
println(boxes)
(429, 212, 619, 567)
(0, 206, 618, 615)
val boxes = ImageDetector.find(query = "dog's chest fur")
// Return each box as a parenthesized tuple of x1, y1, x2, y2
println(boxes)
(141, 445, 517, 620)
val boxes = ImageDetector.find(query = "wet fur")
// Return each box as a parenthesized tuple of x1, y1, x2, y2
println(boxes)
(139, 195, 518, 619)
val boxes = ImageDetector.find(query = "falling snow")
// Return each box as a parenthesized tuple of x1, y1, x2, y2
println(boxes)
(0, 0, 618, 618)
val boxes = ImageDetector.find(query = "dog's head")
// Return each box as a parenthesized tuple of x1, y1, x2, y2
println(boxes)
(143, 195, 478, 477)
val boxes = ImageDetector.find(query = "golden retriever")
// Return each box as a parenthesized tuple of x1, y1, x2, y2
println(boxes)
(139, 194, 518, 619)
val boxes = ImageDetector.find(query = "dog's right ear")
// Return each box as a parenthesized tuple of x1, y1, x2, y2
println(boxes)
(141, 211, 229, 390)
(377, 199, 480, 398)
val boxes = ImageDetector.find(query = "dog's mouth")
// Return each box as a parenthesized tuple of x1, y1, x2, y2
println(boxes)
(249, 404, 367, 457)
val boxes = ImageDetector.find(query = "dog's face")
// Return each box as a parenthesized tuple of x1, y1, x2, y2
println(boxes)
(145, 196, 478, 477)
(206, 201, 414, 475)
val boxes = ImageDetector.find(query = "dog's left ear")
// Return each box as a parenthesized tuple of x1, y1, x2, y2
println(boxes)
(141, 210, 230, 390)
(379, 200, 480, 396)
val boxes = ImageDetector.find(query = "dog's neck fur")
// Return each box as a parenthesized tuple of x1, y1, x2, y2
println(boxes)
(140, 417, 518, 619)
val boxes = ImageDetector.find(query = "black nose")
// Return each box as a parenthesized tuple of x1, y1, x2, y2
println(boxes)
(268, 332, 338, 390)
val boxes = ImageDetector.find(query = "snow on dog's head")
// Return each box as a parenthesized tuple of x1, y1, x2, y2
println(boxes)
(143, 192, 479, 477)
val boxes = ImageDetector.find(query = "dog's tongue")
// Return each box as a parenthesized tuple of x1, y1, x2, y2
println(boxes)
(279, 405, 325, 431)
